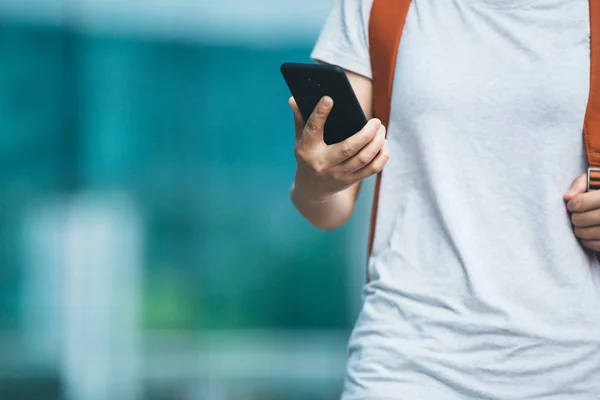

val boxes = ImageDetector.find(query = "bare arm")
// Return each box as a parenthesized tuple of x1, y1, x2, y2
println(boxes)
(290, 70, 388, 230)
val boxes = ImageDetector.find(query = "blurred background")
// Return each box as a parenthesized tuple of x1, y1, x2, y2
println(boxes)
(0, 0, 376, 399)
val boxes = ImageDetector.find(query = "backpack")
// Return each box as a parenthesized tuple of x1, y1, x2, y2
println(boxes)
(367, 0, 600, 280)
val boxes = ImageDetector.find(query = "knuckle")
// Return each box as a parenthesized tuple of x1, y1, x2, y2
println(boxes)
(333, 170, 348, 184)
(341, 142, 355, 158)
(295, 146, 309, 162)
(369, 160, 384, 174)
(313, 102, 331, 120)
(315, 105, 326, 117)
(372, 154, 390, 173)
(311, 161, 326, 175)
(330, 170, 342, 182)
(305, 119, 317, 133)
(296, 149, 326, 175)
(357, 152, 372, 166)
(369, 164, 381, 175)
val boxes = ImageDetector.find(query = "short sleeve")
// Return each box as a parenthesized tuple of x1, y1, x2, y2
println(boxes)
(310, 0, 374, 80)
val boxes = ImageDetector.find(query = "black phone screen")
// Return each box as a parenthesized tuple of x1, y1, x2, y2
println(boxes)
(281, 62, 368, 145)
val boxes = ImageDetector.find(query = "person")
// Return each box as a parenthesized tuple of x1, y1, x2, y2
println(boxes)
(288, 0, 600, 398)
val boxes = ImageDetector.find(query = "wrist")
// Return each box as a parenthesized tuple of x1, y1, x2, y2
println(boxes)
(291, 179, 329, 204)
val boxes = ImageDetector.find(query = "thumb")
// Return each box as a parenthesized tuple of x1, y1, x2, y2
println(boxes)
(303, 96, 333, 145)
(564, 173, 587, 201)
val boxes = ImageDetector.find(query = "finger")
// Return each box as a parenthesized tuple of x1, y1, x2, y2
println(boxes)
(337, 124, 386, 173)
(350, 139, 390, 181)
(582, 240, 600, 252)
(574, 225, 600, 240)
(289, 97, 305, 141)
(328, 118, 382, 164)
(303, 96, 333, 144)
(567, 190, 600, 213)
(571, 208, 600, 228)
(564, 174, 587, 202)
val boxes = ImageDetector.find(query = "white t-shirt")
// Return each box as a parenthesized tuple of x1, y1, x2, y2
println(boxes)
(311, 0, 600, 398)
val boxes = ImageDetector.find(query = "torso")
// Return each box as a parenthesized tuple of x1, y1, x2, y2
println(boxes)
(348, 0, 600, 398)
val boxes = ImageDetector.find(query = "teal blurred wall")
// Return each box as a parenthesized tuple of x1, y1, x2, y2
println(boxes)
(0, 20, 357, 330)
(0, 10, 371, 398)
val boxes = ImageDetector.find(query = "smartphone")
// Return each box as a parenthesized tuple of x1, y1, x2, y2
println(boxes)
(280, 62, 368, 145)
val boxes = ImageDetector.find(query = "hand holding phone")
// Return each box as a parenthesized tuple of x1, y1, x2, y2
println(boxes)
(288, 92, 389, 202)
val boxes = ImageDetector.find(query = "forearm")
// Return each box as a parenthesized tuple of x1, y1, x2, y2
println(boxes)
(291, 180, 358, 231)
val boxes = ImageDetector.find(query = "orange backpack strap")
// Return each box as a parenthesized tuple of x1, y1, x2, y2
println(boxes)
(586, 0, 600, 190)
(367, 0, 412, 279)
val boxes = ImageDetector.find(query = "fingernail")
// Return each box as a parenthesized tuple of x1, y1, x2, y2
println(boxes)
(321, 97, 332, 107)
